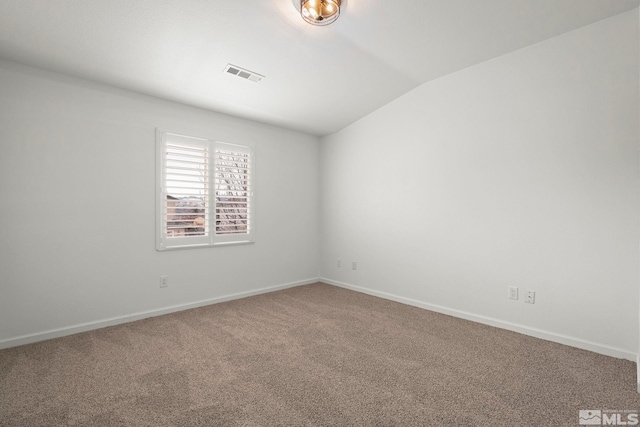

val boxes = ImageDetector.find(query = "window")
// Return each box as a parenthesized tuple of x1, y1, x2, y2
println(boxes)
(156, 130, 254, 250)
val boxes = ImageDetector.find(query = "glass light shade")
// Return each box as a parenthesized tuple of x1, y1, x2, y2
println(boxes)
(300, 0, 341, 26)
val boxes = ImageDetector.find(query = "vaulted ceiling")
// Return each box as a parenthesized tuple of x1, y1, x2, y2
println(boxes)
(0, 0, 637, 136)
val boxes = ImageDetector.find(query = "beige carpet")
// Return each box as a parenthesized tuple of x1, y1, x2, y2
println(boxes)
(1, 282, 638, 426)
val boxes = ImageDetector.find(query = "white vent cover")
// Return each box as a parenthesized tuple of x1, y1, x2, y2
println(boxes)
(224, 64, 264, 82)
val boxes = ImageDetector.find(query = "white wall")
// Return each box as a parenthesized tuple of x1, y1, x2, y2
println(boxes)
(0, 60, 320, 346)
(320, 10, 640, 359)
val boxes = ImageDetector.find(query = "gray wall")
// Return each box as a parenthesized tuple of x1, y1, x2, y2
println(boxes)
(0, 60, 320, 345)
(320, 10, 639, 359)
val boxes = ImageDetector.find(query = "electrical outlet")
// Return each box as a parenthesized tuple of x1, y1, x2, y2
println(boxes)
(160, 276, 168, 288)
(352, 261, 357, 271)
(525, 290, 535, 304)
(337, 259, 342, 268)
(508, 286, 518, 300)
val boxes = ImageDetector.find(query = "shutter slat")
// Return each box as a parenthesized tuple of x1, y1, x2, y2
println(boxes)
(166, 149, 207, 159)
(167, 181, 208, 187)
(166, 194, 210, 200)
(165, 166, 209, 176)
(166, 189, 208, 193)
(167, 161, 206, 168)
(167, 144, 206, 153)
(216, 183, 250, 187)
(167, 178, 208, 184)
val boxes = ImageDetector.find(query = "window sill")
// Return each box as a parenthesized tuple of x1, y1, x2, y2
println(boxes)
(156, 240, 255, 252)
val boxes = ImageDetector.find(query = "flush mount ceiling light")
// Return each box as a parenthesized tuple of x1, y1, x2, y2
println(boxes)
(298, 0, 342, 26)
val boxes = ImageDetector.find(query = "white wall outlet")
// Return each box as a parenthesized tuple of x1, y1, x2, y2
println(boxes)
(525, 290, 535, 304)
(508, 286, 518, 300)
(352, 261, 357, 271)
(337, 259, 342, 268)
(160, 276, 168, 288)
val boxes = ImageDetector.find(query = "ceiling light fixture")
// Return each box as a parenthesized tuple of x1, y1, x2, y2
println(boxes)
(299, 0, 342, 26)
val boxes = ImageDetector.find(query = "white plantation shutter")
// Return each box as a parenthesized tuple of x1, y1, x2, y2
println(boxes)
(156, 130, 253, 250)
(214, 142, 252, 243)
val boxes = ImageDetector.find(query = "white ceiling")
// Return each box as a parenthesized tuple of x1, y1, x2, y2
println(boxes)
(0, 0, 637, 136)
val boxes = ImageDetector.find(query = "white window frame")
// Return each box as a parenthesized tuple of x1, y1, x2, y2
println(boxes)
(156, 129, 254, 251)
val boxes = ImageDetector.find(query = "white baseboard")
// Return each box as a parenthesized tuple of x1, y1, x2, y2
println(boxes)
(637, 354, 640, 393)
(0, 278, 319, 350)
(321, 277, 638, 362)
(3, 277, 637, 366)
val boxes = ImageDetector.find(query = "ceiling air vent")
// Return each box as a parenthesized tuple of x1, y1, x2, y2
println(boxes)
(224, 64, 264, 83)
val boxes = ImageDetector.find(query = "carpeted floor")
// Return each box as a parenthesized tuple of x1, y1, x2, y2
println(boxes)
(1, 282, 638, 426)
